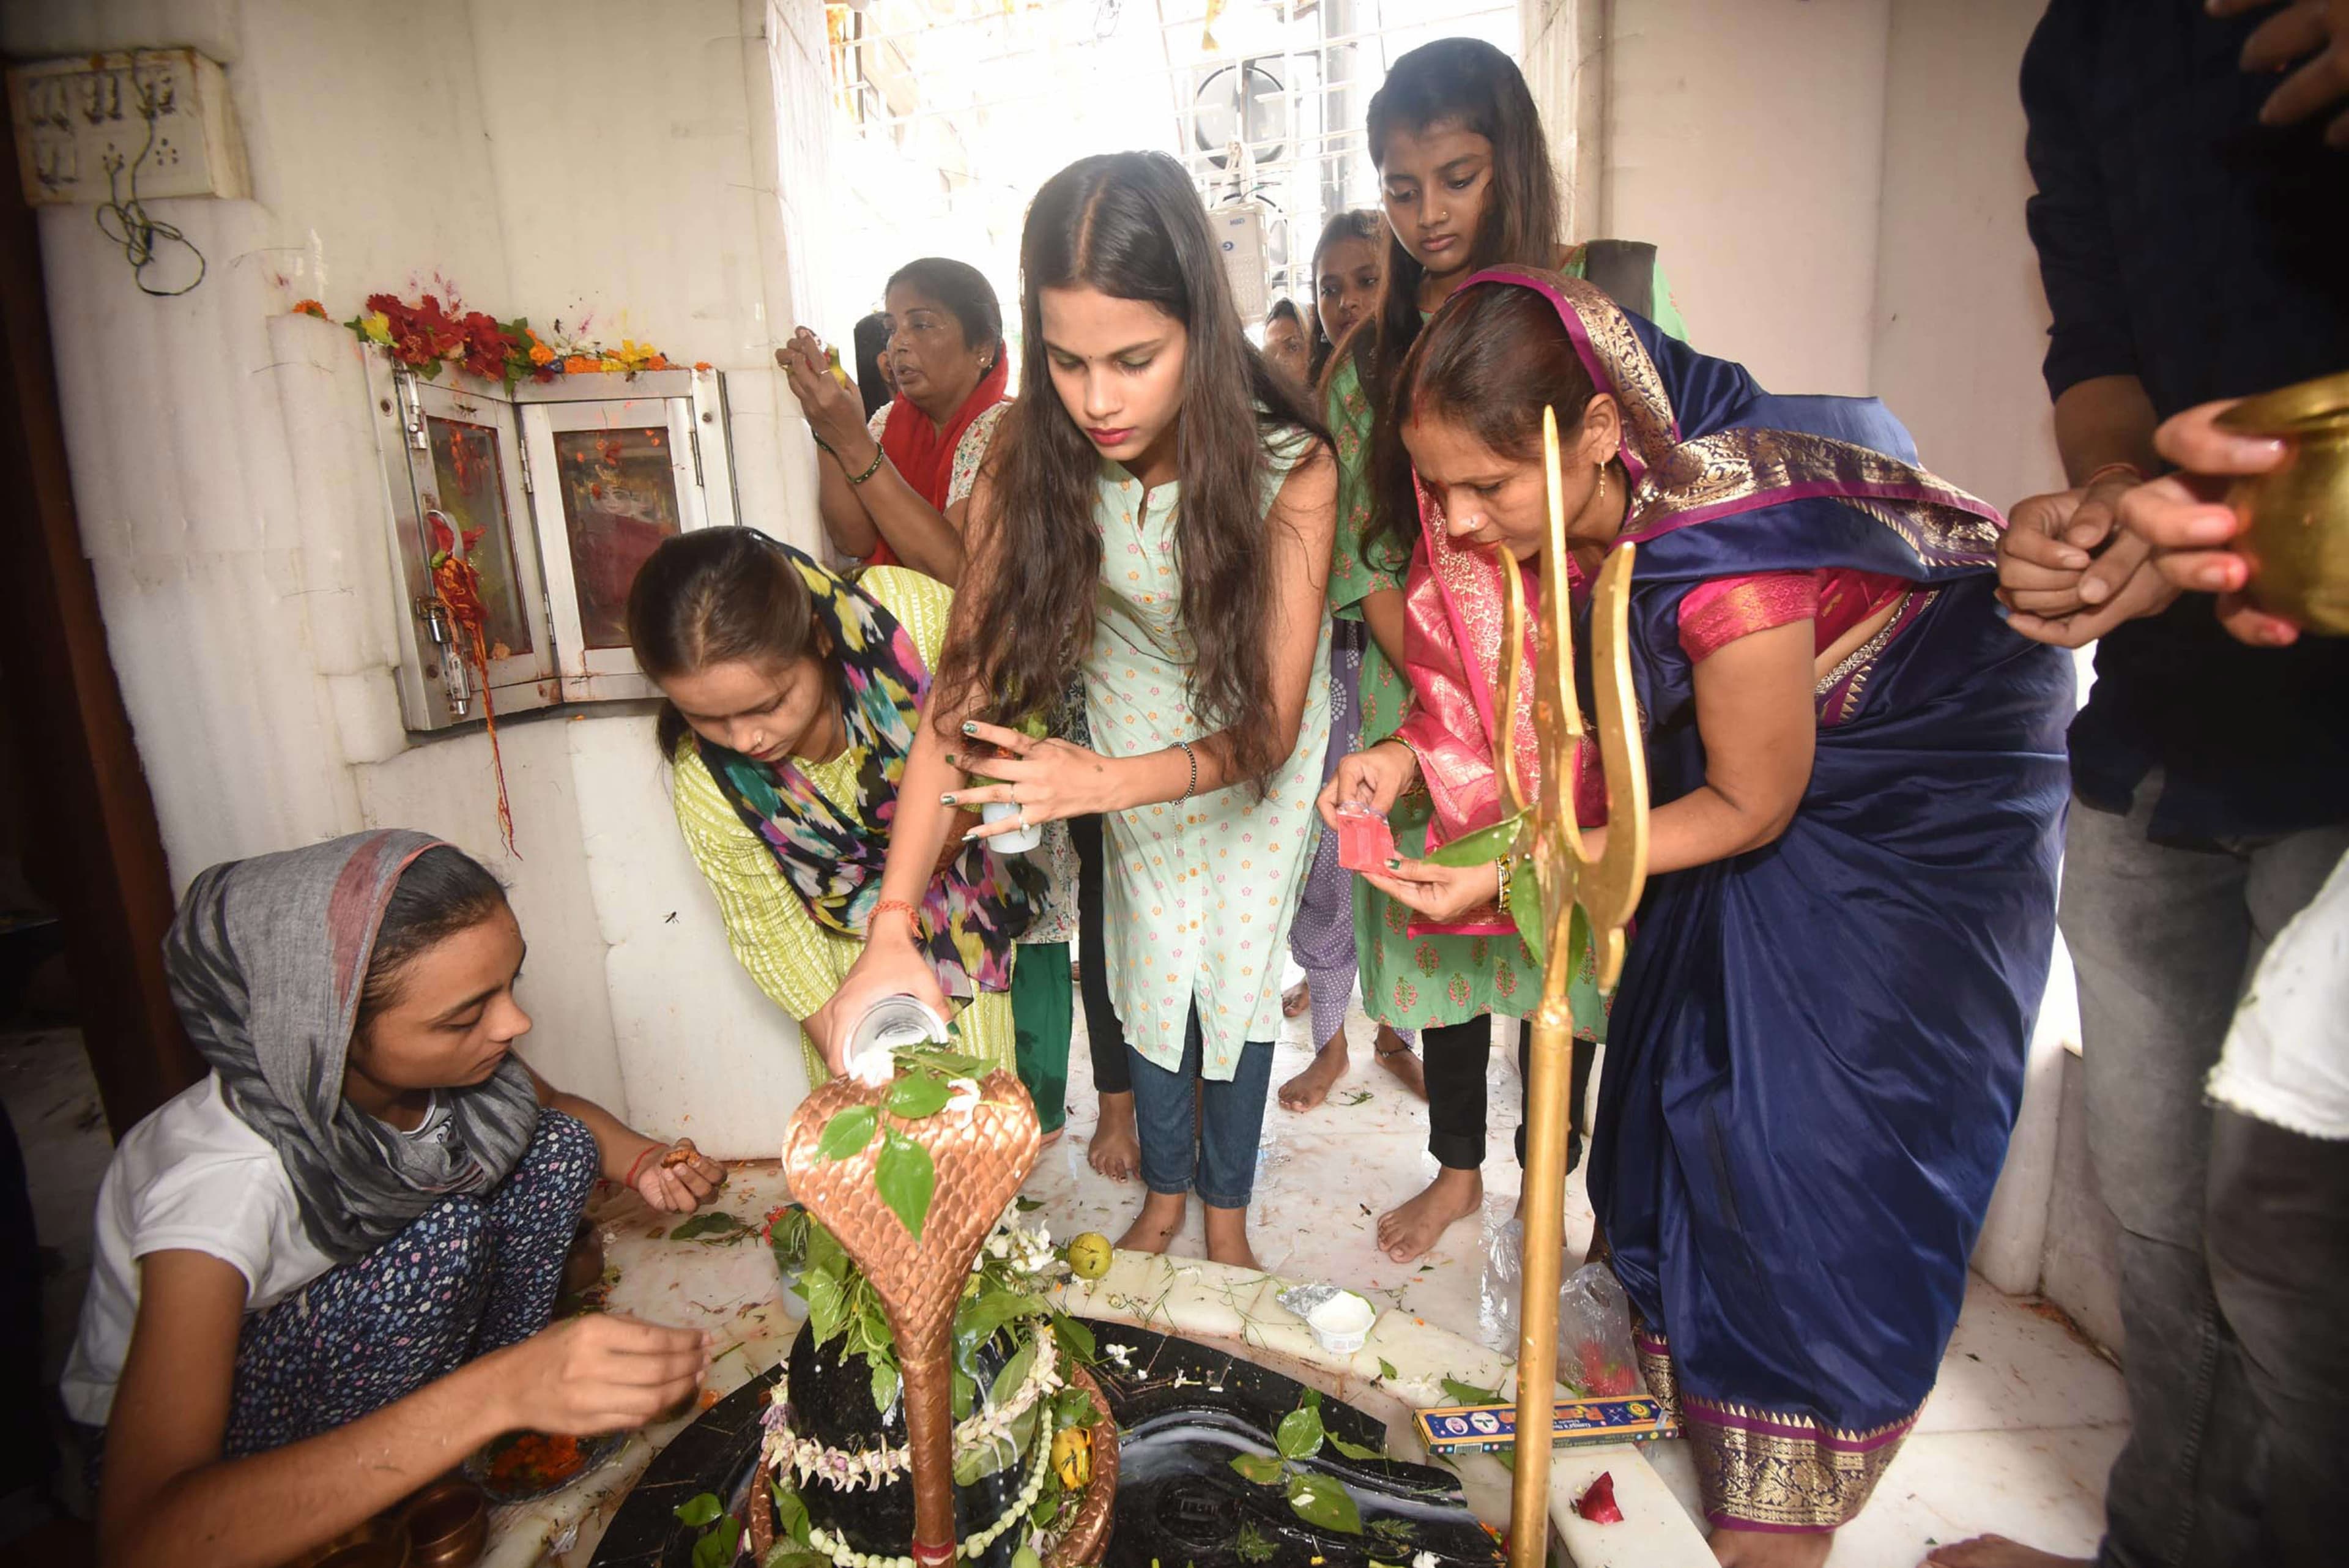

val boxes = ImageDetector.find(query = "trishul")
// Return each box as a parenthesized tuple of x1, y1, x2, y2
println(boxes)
(1502, 406, 1650, 1566)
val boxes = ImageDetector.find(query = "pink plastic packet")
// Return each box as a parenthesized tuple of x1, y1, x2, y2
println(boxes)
(1334, 801, 1395, 871)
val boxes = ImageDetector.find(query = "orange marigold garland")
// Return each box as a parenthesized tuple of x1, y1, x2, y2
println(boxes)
(426, 512, 519, 858)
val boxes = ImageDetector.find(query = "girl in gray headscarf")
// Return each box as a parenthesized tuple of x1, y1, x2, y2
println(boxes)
(64, 831, 727, 1568)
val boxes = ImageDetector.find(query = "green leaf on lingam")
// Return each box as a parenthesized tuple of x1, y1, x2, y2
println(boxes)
(1050, 1311, 1097, 1364)
(885, 1071, 952, 1120)
(771, 1484, 812, 1547)
(1285, 1471, 1363, 1534)
(1228, 1453, 1284, 1486)
(876, 1127, 937, 1240)
(673, 1493, 722, 1528)
(815, 1105, 878, 1161)
(870, 1358, 900, 1416)
(1424, 811, 1527, 868)
(1327, 1431, 1384, 1462)
(1275, 1403, 1326, 1461)
(692, 1516, 743, 1568)
(1441, 1376, 1502, 1406)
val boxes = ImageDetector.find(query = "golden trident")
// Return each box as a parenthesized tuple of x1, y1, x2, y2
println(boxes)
(1499, 406, 1650, 1566)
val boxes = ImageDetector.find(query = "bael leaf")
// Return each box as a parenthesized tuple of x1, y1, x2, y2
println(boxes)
(1441, 1376, 1503, 1406)
(886, 1071, 952, 1120)
(1508, 861, 1547, 967)
(1423, 811, 1527, 868)
(771, 1483, 812, 1547)
(1015, 1196, 1045, 1211)
(667, 1211, 752, 1243)
(1376, 1358, 1399, 1382)
(1228, 1453, 1285, 1486)
(673, 1493, 723, 1528)
(1285, 1472, 1363, 1534)
(875, 1128, 937, 1240)
(815, 1105, 878, 1162)
(1051, 1311, 1097, 1364)
(692, 1515, 743, 1568)
(1275, 1404, 1326, 1461)
(1327, 1432, 1384, 1462)
(870, 1358, 900, 1415)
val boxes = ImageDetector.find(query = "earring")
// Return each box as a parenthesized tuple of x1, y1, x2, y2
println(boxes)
(1595, 464, 1608, 509)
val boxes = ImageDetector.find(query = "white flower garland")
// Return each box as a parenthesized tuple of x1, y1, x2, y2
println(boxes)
(801, 1402, 1057, 1568)
(760, 1321, 1064, 1493)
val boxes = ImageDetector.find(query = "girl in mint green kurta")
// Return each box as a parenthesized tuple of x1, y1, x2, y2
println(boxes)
(1086, 435, 1331, 1076)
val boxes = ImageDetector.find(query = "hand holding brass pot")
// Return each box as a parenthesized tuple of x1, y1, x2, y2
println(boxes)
(2216, 370, 2349, 635)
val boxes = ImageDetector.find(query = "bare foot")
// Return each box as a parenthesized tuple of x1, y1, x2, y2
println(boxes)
(1203, 1204, 1260, 1271)
(1373, 1025, 1426, 1101)
(1922, 1537, 2091, 1568)
(1711, 1526, 1831, 1567)
(1087, 1091, 1140, 1181)
(1377, 1165, 1483, 1262)
(1278, 1029, 1349, 1112)
(1117, 1189, 1186, 1254)
(1283, 979, 1312, 1019)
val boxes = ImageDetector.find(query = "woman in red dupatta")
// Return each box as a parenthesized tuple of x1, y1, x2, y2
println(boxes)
(780, 257, 1009, 586)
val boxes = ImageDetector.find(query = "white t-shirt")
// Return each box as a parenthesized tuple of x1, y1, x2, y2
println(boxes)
(2207, 848, 2349, 1140)
(61, 1075, 335, 1426)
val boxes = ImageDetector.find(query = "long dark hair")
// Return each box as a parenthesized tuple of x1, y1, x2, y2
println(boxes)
(939, 152, 1326, 791)
(356, 846, 509, 1033)
(1359, 39, 1562, 568)
(1308, 207, 1382, 382)
(625, 527, 820, 756)
(1398, 283, 1600, 467)
(852, 311, 892, 418)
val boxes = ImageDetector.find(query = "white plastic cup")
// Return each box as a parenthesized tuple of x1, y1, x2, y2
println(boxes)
(1307, 1291, 1375, 1355)
(841, 995, 948, 1085)
(981, 800, 1043, 855)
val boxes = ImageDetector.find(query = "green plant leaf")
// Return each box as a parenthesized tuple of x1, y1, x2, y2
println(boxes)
(1285, 1472, 1363, 1534)
(894, 1044, 990, 1077)
(692, 1515, 743, 1568)
(1376, 1358, 1399, 1382)
(1423, 811, 1527, 868)
(673, 1493, 722, 1528)
(1367, 1516, 1416, 1548)
(1275, 1403, 1326, 1461)
(885, 1071, 952, 1120)
(1508, 861, 1547, 967)
(875, 1128, 937, 1240)
(1232, 1520, 1277, 1564)
(800, 1266, 847, 1348)
(1015, 1196, 1044, 1211)
(815, 1105, 878, 1162)
(667, 1211, 752, 1243)
(952, 1365, 975, 1421)
(870, 1358, 900, 1414)
(1327, 1432, 1384, 1462)
(1051, 1312, 1097, 1364)
(762, 1551, 827, 1568)
(1441, 1376, 1502, 1406)
(771, 1484, 811, 1547)
(1227, 1452, 1285, 1486)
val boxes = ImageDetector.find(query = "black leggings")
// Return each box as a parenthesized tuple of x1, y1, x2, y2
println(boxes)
(1420, 1016, 1594, 1174)
(1070, 812, 1130, 1095)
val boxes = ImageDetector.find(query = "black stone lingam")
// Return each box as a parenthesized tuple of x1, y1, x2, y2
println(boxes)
(777, 1319, 1028, 1568)
(592, 1320, 1506, 1568)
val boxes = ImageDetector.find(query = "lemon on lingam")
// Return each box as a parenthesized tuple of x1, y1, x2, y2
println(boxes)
(1066, 1231, 1113, 1280)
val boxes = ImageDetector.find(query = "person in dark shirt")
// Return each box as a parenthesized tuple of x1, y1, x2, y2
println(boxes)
(1933, 4, 2349, 1567)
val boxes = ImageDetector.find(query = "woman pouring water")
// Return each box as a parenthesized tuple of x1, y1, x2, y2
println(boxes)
(626, 529, 1044, 1084)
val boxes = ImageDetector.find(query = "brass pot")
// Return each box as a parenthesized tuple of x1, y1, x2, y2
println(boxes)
(2216, 369, 2349, 635)
(281, 1513, 412, 1568)
(400, 1476, 489, 1568)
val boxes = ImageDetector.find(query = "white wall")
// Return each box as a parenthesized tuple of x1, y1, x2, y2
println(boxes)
(7, 0, 837, 1151)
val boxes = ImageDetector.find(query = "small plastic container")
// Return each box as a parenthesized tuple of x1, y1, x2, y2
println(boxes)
(981, 799, 1044, 855)
(1333, 800, 1396, 872)
(842, 994, 949, 1085)
(1306, 1290, 1375, 1354)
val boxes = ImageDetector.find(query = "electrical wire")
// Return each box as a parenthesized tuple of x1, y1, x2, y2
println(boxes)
(91, 77, 207, 298)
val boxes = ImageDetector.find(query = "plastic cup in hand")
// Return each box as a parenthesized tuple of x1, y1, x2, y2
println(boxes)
(981, 800, 1044, 855)
(841, 994, 948, 1085)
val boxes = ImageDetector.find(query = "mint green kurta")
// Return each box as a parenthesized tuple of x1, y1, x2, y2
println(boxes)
(1084, 438, 1331, 1078)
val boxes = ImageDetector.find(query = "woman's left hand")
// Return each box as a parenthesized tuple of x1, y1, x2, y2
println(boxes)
(1361, 856, 1502, 925)
(633, 1140, 727, 1213)
(941, 721, 1126, 839)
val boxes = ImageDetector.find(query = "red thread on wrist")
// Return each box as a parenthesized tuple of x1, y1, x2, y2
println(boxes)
(870, 898, 921, 937)
(623, 1145, 664, 1190)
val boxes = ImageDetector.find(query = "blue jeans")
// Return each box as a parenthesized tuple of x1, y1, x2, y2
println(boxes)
(1127, 1009, 1273, 1209)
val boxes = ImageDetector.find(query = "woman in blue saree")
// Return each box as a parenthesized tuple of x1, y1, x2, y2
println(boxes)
(1343, 269, 2071, 1563)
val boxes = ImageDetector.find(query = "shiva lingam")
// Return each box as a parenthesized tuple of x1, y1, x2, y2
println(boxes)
(766, 1063, 1117, 1567)
(1490, 407, 1652, 1567)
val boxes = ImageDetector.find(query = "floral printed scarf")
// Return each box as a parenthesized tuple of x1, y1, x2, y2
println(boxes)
(699, 545, 1037, 997)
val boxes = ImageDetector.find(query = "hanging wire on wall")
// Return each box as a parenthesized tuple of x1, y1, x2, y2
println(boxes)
(92, 73, 207, 297)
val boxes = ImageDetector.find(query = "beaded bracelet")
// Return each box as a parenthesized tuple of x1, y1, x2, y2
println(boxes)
(842, 441, 885, 486)
(1175, 740, 1198, 804)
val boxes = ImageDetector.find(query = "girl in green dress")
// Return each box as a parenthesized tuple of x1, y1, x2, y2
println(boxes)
(829, 152, 1336, 1271)
(1318, 37, 1687, 1263)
